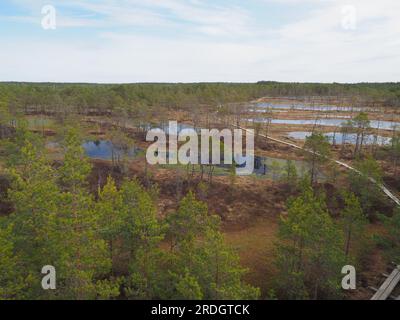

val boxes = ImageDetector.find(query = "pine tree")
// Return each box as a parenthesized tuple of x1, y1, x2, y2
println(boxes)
(95, 176, 125, 273)
(193, 228, 260, 299)
(0, 222, 27, 300)
(276, 182, 346, 299)
(303, 132, 331, 185)
(59, 127, 92, 191)
(0, 99, 12, 139)
(166, 192, 260, 300)
(4, 123, 44, 168)
(166, 191, 217, 250)
(391, 135, 400, 176)
(378, 208, 400, 265)
(120, 179, 165, 299)
(57, 128, 113, 299)
(340, 192, 367, 259)
(7, 140, 62, 299)
(283, 159, 298, 190)
(352, 112, 370, 156)
(174, 270, 204, 300)
(349, 156, 383, 215)
(270, 160, 282, 182)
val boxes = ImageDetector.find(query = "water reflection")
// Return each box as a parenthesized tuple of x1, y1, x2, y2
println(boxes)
(217, 155, 314, 180)
(249, 118, 400, 131)
(46, 140, 142, 160)
(82, 140, 141, 160)
(287, 132, 392, 145)
(255, 102, 377, 112)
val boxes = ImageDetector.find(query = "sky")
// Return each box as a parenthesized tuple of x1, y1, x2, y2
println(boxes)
(0, 0, 399, 83)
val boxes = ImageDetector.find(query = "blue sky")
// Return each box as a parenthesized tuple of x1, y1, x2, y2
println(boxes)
(0, 0, 399, 83)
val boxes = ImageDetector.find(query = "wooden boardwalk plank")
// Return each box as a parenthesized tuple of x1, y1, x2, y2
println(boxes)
(371, 266, 400, 300)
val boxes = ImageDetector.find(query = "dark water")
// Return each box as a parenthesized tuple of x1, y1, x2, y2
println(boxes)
(218, 155, 311, 179)
(249, 118, 400, 131)
(82, 140, 141, 160)
(256, 102, 377, 112)
(287, 132, 392, 145)
(253, 156, 312, 179)
(81, 136, 311, 179)
(47, 140, 141, 160)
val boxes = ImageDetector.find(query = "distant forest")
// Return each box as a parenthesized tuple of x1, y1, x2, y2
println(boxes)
(1, 82, 400, 116)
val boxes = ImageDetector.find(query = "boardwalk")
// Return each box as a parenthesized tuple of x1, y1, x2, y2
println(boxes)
(234, 124, 400, 207)
(371, 266, 400, 300)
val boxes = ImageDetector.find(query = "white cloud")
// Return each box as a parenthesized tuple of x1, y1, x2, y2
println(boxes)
(6, 0, 254, 36)
(1, 0, 399, 82)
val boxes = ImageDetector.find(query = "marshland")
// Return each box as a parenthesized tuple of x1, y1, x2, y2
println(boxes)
(1, 82, 399, 300)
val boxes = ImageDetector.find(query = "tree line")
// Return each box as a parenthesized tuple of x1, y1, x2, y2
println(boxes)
(1, 82, 400, 119)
